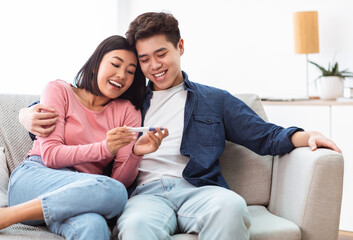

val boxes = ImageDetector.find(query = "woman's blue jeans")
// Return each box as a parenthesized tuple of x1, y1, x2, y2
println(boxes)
(8, 155, 127, 240)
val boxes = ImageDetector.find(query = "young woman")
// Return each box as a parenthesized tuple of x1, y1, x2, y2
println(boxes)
(0, 35, 168, 240)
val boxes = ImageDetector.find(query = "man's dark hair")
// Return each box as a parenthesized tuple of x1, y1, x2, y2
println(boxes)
(74, 35, 146, 110)
(126, 12, 181, 48)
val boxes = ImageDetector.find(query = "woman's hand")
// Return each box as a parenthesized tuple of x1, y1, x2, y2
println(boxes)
(106, 126, 137, 155)
(132, 128, 169, 156)
(19, 104, 58, 137)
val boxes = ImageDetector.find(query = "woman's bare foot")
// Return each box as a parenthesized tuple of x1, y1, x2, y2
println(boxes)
(0, 198, 44, 230)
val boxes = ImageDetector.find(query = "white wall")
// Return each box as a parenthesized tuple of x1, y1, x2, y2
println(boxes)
(1, 0, 353, 99)
(117, 0, 353, 99)
(0, 0, 119, 95)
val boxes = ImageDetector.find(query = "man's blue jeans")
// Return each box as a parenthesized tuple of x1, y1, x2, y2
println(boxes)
(117, 177, 251, 240)
(8, 155, 127, 240)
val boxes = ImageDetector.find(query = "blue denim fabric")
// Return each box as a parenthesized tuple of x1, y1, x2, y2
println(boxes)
(27, 100, 40, 141)
(8, 155, 128, 240)
(118, 177, 251, 240)
(142, 71, 303, 188)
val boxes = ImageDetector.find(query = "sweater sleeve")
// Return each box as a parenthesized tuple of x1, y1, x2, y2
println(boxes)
(111, 104, 143, 187)
(38, 81, 113, 168)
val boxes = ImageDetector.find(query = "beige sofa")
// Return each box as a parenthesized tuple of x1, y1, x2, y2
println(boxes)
(0, 93, 344, 240)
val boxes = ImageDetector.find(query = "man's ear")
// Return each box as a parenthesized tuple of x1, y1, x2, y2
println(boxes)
(178, 38, 184, 55)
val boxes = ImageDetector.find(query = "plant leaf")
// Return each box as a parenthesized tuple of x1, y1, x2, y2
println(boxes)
(309, 61, 327, 74)
(309, 60, 353, 78)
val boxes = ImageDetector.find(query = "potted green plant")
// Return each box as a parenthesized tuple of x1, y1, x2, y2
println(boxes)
(309, 60, 353, 100)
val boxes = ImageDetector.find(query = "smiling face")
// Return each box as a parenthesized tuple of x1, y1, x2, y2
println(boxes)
(136, 34, 184, 91)
(97, 49, 137, 99)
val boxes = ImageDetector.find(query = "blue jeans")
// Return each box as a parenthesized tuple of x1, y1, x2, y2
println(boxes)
(8, 155, 128, 240)
(117, 177, 251, 240)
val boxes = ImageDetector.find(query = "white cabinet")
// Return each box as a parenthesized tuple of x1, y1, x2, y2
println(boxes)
(263, 101, 353, 232)
(331, 106, 353, 231)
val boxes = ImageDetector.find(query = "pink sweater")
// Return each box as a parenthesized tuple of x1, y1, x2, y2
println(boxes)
(29, 80, 142, 187)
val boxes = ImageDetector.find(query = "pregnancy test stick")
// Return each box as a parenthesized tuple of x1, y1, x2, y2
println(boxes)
(127, 127, 164, 132)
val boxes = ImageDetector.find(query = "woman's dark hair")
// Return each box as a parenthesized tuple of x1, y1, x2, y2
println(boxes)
(74, 35, 146, 110)
(126, 12, 181, 48)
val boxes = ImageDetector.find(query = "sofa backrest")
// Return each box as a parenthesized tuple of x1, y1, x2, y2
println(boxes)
(219, 94, 273, 206)
(0, 93, 273, 206)
(0, 94, 40, 172)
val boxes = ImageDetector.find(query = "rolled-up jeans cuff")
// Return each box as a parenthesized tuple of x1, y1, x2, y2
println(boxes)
(41, 196, 53, 225)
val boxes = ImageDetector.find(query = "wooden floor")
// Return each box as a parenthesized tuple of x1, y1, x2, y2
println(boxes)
(339, 231, 353, 240)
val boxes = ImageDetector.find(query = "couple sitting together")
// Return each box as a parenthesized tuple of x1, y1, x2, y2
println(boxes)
(0, 11, 341, 240)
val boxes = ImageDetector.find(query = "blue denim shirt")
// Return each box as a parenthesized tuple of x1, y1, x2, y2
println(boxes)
(28, 100, 40, 141)
(142, 71, 302, 189)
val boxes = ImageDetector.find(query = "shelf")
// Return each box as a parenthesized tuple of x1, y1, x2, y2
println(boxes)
(262, 99, 353, 106)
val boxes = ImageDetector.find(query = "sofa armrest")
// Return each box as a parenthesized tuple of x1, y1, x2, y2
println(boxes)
(268, 147, 343, 240)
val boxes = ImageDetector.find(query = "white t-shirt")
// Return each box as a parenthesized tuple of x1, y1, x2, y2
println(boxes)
(137, 82, 189, 186)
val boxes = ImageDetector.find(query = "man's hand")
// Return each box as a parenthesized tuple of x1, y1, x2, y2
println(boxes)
(19, 104, 58, 137)
(132, 128, 169, 156)
(291, 130, 341, 153)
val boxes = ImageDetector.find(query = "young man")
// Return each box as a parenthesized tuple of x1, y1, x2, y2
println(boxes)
(20, 12, 340, 240)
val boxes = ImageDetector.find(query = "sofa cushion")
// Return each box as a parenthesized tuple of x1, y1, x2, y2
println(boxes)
(167, 205, 301, 240)
(0, 94, 40, 173)
(0, 225, 64, 239)
(248, 205, 301, 240)
(219, 94, 273, 206)
(0, 146, 9, 207)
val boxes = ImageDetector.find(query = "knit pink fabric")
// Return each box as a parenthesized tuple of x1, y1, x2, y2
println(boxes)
(29, 80, 142, 187)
